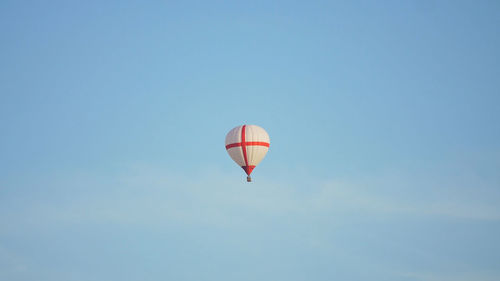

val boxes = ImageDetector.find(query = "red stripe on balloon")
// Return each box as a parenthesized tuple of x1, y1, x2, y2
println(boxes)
(241, 125, 249, 170)
(225, 142, 270, 149)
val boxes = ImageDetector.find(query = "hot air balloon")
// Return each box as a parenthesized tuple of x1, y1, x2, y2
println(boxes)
(225, 125, 270, 182)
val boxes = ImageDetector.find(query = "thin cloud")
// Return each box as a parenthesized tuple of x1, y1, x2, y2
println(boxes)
(3, 166, 498, 233)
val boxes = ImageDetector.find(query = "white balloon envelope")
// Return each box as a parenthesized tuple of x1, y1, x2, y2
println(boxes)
(225, 125, 270, 182)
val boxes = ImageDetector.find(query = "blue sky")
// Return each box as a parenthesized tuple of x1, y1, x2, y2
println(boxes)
(1, 1, 499, 280)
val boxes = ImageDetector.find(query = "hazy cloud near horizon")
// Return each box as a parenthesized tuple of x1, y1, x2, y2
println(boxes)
(3, 164, 500, 228)
(1, 165, 499, 280)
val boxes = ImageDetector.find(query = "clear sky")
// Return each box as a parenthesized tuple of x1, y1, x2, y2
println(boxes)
(1, 1, 500, 280)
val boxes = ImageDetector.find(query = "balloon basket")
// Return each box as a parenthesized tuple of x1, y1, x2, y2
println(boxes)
(247, 176, 252, 182)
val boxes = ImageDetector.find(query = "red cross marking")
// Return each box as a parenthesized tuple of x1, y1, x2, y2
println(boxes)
(225, 125, 270, 175)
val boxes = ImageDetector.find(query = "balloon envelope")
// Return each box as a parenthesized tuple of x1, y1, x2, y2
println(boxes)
(225, 125, 270, 179)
